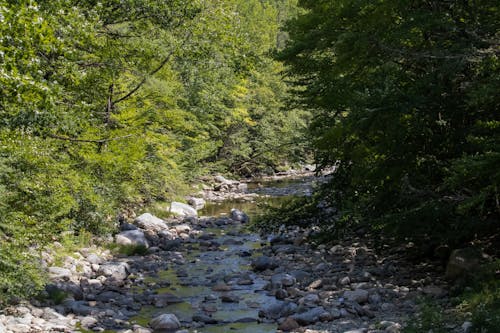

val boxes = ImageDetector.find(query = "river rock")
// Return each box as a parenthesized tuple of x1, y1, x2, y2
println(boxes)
(48, 267, 72, 280)
(170, 202, 197, 217)
(135, 213, 168, 232)
(445, 248, 482, 280)
(187, 197, 205, 210)
(150, 313, 181, 331)
(230, 209, 249, 223)
(63, 300, 94, 316)
(292, 307, 329, 325)
(259, 301, 297, 320)
(98, 262, 129, 280)
(251, 256, 278, 271)
(278, 317, 300, 331)
(115, 230, 149, 248)
(344, 289, 369, 304)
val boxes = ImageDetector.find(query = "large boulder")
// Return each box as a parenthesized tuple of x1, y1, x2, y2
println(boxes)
(446, 248, 482, 280)
(134, 213, 168, 232)
(115, 230, 149, 248)
(170, 202, 197, 217)
(150, 313, 181, 331)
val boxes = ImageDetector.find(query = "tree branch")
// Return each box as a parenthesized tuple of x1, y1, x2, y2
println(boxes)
(112, 31, 192, 105)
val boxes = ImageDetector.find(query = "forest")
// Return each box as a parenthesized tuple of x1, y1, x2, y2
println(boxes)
(0, 0, 499, 331)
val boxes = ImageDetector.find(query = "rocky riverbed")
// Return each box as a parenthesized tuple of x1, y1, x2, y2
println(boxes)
(0, 176, 465, 333)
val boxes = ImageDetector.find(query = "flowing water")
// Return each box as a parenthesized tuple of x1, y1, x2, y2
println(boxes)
(130, 177, 314, 332)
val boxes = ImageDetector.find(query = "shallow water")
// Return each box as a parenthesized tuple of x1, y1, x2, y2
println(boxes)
(129, 177, 311, 332)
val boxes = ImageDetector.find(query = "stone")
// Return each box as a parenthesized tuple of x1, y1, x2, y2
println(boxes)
(299, 293, 320, 306)
(220, 294, 240, 303)
(251, 256, 278, 272)
(150, 314, 181, 331)
(170, 202, 197, 217)
(192, 314, 218, 324)
(135, 213, 168, 232)
(63, 300, 94, 316)
(344, 289, 369, 304)
(462, 321, 473, 333)
(115, 230, 149, 248)
(230, 209, 249, 223)
(98, 262, 129, 281)
(271, 273, 296, 289)
(120, 222, 138, 231)
(278, 317, 300, 331)
(152, 293, 183, 307)
(80, 316, 98, 328)
(422, 285, 446, 298)
(173, 224, 191, 234)
(259, 301, 298, 320)
(292, 307, 328, 325)
(48, 267, 72, 279)
(86, 253, 103, 265)
(187, 197, 206, 210)
(275, 289, 288, 300)
(445, 248, 482, 280)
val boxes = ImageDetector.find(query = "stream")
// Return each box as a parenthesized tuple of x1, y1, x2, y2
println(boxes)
(129, 177, 314, 332)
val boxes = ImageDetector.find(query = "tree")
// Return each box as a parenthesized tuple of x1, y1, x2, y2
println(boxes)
(279, 0, 499, 247)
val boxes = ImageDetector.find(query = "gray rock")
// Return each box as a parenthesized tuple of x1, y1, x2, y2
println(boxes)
(48, 267, 72, 279)
(462, 321, 473, 333)
(445, 248, 482, 280)
(292, 307, 328, 325)
(98, 262, 129, 280)
(120, 222, 138, 231)
(299, 293, 320, 306)
(170, 202, 197, 217)
(251, 256, 278, 272)
(271, 273, 296, 289)
(86, 253, 103, 265)
(135, 213, 168, 232)
(344, 289, 369, 304)
(187, 197, 206, 210)
(150, 313, 181, 331)
(63, 300, 94, 316)
(192, 314, 218, 324)
(259, 301, 297, 320)
(230, 209, 249, 223)
(115, 230, 149, 248)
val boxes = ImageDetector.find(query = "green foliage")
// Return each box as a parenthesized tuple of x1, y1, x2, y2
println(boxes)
(0, 0, 305, 300)
(457, 260, 500, 332)
(279, 0, 500, 248)
(404, 299, 449, 333)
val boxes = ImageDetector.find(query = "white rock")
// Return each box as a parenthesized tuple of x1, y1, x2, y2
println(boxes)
(115, 230, 149, 248)
(150, 313, 181, 330)
(173, 224, 191, 234)
(170, 202, 197, 217)
(187, 197, 205, 210)
(48, 267, 72, 279)
(462, 321, 473, 333)
(135, 213, 168, 232)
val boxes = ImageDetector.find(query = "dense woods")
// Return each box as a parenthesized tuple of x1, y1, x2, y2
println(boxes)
(277, 0, 499, 250)
(0, 0, 304, 299)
